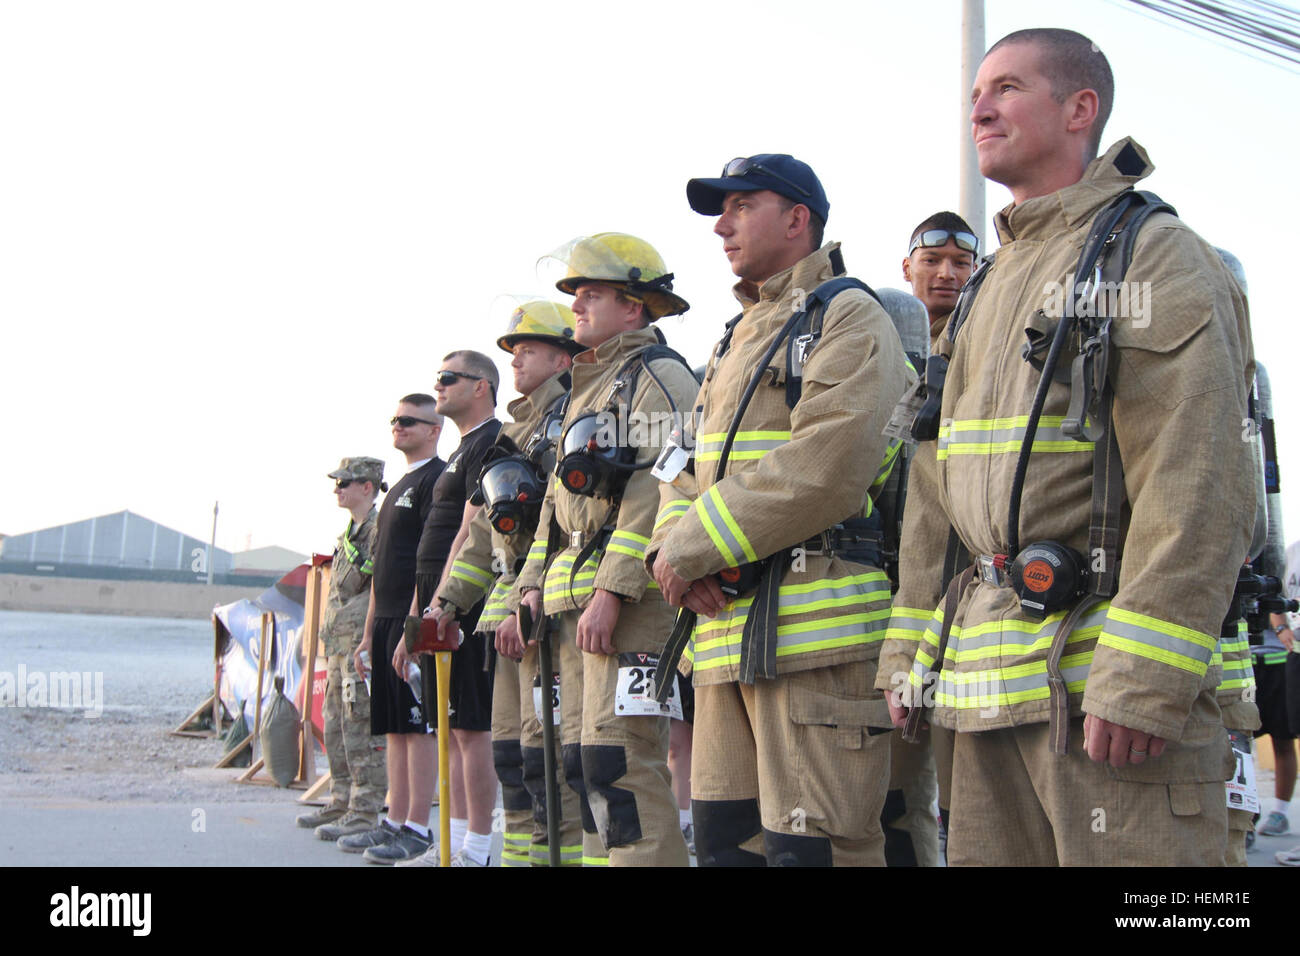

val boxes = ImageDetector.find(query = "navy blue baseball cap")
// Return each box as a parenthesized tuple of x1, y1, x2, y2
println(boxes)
(687, 154, 829, 223)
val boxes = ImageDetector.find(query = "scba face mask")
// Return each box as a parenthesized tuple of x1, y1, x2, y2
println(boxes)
(475, 447, 546, 535)
(556, 411, 641, 499)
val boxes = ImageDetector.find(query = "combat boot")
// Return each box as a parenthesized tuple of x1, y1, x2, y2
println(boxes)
(297, 804, 348, 829)
(316, 811, 378, 842)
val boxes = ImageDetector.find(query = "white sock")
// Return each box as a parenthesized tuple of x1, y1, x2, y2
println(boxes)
(1275, 799, 1292, 816)
(463, 830, 491, 864)
(450, 817, 468, 850)
(679, 809, 691, 827)
(405, 820, 430, 838)
(384, 815, 403, 830)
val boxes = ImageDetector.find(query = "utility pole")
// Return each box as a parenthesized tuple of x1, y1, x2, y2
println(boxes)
(960, 0, 986, 252)
(207, 500, 218, 586)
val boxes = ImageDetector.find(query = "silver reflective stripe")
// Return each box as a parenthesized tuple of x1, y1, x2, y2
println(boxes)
(696, 488, 752, 565)
(1100, 615, 1216, 667)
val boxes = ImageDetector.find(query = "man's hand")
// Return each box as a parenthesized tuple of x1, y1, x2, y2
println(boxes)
(495, 614, 525, 660)
(392, 628, 411, 677)
(576, 589, 623, 655)
(1281, 628, 1295, 653)
(354, 635, 372, 682)
(425, 602, 462, 650)
(518, 589, 542, 645)
(887, 687, 909, 729)
(652, 552, 728, 617)
(1083, 713, 1166, 768)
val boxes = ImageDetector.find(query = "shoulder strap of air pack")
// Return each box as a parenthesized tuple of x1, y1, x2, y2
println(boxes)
(1062, 188, 1177, 597)
(784, 276, 882, 410)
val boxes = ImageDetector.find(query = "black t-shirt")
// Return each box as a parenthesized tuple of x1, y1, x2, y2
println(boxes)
(370, 457, 445, 618)
(416, 418, 503, 573)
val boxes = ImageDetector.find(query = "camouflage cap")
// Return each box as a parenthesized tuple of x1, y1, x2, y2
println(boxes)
(327, 456, 385, 486)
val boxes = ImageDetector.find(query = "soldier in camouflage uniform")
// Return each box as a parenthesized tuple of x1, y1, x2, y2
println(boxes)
(298, 456, 390, 840)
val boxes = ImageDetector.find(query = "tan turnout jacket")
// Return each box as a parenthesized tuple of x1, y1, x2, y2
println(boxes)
(514, 326, 700, 652)
(648, 243, 915, 686)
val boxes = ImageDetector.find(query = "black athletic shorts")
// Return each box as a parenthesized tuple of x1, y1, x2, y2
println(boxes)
(419, 631, 495, 732)
(1288, 653, 1300, 737)
(1254, 658, 1295, 741)
(370, 616, 430, 736)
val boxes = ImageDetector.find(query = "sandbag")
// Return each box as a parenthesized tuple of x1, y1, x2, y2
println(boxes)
(221, 700, 252, 768)
(259, 677, 301, 787)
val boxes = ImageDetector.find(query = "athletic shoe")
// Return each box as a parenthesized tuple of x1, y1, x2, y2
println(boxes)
(1257, 811, 1291, 837)
(296, 804, 348, 829)
(681, 822, 695, 856)
(449, 850, 489, 867)
(363, 825, 432, 864)
(316, 811, 379, 842)
(338, 819, 400, 854)
(395, 842, 446, 867)
(1275, 845, 1300, 866)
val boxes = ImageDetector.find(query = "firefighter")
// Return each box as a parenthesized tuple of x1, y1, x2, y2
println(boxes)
(514, 233, 698, 866)
(883, 29, 1254, 865)
(650, 154, 914, 865)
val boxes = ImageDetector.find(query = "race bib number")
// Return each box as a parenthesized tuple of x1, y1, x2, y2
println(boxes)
(1226, 730, 1260, 815)
(614, 653, 683, 720)
(533, 672, 561, 726)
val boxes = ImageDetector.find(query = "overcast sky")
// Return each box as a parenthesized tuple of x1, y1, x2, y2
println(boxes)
(2, 0, 1296, 559)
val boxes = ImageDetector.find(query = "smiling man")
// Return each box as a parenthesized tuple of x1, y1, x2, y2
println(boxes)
(882, 28, 1255, 866)
(902, 212, 978, 342)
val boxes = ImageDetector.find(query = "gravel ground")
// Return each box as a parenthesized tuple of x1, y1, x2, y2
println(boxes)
(0, 609, 309, 805)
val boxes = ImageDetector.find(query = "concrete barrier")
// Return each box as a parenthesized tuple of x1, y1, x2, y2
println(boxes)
(0, 573, 265, 619)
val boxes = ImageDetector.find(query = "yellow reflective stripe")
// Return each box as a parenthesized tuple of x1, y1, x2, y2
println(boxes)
(707, 486, 757, 563)
(870, 440, 902, 492)
(655, 499, 691, 530)
(695, 430, 792, 463)
(451, 559, 494, 588)
(698, 431, 793, 442)
(582, 855, 610, 866)
(607, 530, 650, 560)
(885, 605, 935, 644)
(694, 495, 739, 566)
(1098, 607, 1217, 676)
(527, 541, 548, 560)
(936, 416, 1094, 462)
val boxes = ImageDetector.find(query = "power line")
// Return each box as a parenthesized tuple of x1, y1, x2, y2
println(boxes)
(1122, 0, 1300, 71)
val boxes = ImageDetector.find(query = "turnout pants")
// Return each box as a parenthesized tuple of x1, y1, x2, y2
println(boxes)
(692, 659, 891, 867)
(947, 707, 1234, 866)
(556, 602, 688, 867)
(491, 653, 533, 867)
(518, 637, 583, 866)
(884, 728, 940, 866)
(323, 650, 386, 816)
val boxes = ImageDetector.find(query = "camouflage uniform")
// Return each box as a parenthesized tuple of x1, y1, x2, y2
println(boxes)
(321, 463, 386, 818)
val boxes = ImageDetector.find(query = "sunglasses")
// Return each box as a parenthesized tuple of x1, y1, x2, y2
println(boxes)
(334, 479, 356, 490)
(908, 229, 980, 257)
(437, 370, 483, 387)
(722, 157, 811, 199)
(390, 415, 438, 428)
